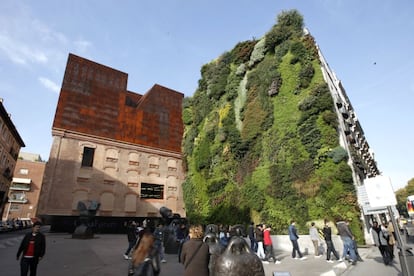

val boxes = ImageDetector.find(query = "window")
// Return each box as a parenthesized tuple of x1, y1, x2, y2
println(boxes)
(81, 147, 95, 167)
(105, 148, 118, 163)
(140, 183, 164, 199)
(19, 168, 29, 175)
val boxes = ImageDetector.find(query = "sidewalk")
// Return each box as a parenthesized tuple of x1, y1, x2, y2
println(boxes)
(0, 231, 378, 276)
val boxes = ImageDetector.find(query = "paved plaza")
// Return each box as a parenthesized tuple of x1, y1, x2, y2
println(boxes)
(0, 229, 404, 276)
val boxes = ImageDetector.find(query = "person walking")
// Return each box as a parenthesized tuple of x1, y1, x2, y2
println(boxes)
(322, 219, 339, 262)
(309, 222, 321, 258)
(128, 232, 160, 276)
(288, 220, 306, 260)
(371, 221, 392, 265)
(153, 223, 167, 263)
(263, 224, 281, 264)
(16, 221, 46, 276)
(386, 221, 396, 260)
(255, 224, 266, 260)
(248, 222, 257, 252)
(336, 219, 357, 265)
(180, 224, 210, 276)
(124, 221, 138, 260)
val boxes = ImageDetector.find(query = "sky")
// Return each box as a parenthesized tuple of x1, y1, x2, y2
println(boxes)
(0, 0, 412, 191)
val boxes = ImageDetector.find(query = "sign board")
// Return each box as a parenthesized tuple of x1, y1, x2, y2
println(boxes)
(364, 175, 397, 208)
(273, 272, 291, 276)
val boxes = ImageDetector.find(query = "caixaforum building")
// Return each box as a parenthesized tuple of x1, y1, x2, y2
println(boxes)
(37, 54, 186, 232)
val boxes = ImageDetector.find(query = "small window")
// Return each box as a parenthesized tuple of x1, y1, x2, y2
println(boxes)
(81, 147, 95, 167)
(140, 183, 164, 199)
(19, 168, 29, 175)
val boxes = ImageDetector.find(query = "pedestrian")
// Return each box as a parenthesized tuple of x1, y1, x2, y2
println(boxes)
(371, 221, 392, 265)
(248, 222, 257, 252)
(176, 223, 188, 263)
(309, 222, 321, 258)
(128, 232, 160, 276)
(386, 221, 396, 260)
(322, 219, 339, 262)
(263, 224, 281, 264)
(255, 224, 266, 260)
(180, 224, 210, 276)
(124, 221, 138, 260)
(16, 221, 46, 276)
(153, 223, 167, 263)
(336, 219, 357, 265)
(288, 220, 307, 260)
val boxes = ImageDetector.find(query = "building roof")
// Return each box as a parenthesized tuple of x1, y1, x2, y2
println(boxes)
(0, 100, 25, 147)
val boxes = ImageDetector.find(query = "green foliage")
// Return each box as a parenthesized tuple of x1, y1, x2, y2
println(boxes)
(298, 62, 314, 89)
(290, 41, 307, 64)
(265, 10, 304, 53)
(207, 178, 228, 195)
(328, 146, 348, 164)
(231, 40, 257, 65)
(248, 38, 266, 67)
(182, 107, 193, 125)
(194, 137, 211, 171)
(181, 9, 364, 241)
(182, 126, 198, 158)
(395, 179, 414, 217)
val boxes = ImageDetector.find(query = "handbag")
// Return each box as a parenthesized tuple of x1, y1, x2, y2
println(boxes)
(128, 257, 152, 276)
(184, 242, 203, 269)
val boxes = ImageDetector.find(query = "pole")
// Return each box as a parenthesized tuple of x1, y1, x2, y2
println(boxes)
(4, 200, 11, 221)
(388, 206, 412, 276)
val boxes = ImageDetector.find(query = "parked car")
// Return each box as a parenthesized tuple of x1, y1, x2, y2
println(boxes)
(0, 221, 9, 232)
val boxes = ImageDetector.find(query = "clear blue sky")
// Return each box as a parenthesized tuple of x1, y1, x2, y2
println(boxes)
(0, 0, 412, 190)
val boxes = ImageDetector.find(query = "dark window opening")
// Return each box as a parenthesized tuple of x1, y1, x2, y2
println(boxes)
(140, 183, 164, 199)
(81, 147, 95, 167)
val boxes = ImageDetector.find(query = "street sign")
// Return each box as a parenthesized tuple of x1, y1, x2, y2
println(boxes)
(364, 175, 397, 208)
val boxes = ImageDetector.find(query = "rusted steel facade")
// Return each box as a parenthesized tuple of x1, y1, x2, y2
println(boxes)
(54, 54, 183, 152)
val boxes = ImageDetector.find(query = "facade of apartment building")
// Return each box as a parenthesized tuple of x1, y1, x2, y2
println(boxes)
(37, 54, 186, 232)
(0, 100, 25, 219)
(3, 153, 46, 220)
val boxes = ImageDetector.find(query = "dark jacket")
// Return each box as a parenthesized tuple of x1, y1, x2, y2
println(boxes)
(180, 238, 210, 276)
(255, 228, 264, 242)
(322, 225, 333, 241)
(127, 224, 138, 242)
(17, 232, 46, 260)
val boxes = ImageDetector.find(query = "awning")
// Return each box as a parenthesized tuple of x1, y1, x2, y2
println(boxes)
(12, 177, 31, 184)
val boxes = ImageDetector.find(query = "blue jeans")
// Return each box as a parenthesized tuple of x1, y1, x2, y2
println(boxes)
(290, 239, 303, 258)
(250, 237, 257, 252)
(125, 239, 137, 255)
(341, 236, 356, 261)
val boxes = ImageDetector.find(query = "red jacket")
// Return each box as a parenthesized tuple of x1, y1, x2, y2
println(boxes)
(263, 228, 272, 246)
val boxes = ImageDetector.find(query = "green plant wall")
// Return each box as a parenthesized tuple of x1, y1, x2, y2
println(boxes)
(182, 9, 363, 240)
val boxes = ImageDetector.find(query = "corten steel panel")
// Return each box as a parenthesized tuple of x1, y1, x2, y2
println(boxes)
(53, 54, 183, 152)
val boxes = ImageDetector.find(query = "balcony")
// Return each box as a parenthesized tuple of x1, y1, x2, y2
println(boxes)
(10, 183, 31, 191)
(8, 190, 28, 204)
(10, 178, 31, 191)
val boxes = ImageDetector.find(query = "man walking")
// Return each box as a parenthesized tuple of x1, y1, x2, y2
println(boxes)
(288, 220, 306, 260)
(309, 222, 321, 258)
(322, 219, 339, 262)
(16, 221, 46, 276)
(248, 222, 257, 252)
(336, 219, 357, 265)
